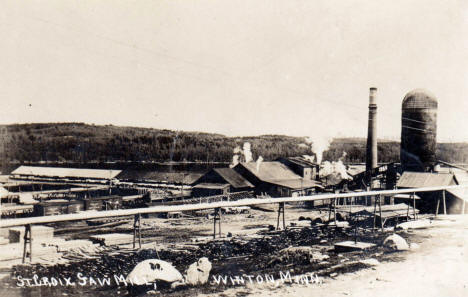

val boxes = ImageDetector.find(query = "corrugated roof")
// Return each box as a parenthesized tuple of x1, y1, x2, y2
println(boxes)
(192, 183, 230, 189)
(347, 165, 366, 176)
(241, 162, 301, 182)
(285, 157, 315, 167)
(269, 179, 322, 190)
(117, 170, 202, 184)
(213, 168, 254, 188)
(397, 172, 456, 188)
(237, 162, 321, 189)
(11, 166, 122, 179)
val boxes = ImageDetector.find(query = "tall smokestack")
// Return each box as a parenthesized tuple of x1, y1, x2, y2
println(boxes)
(366, 87, 378, 176)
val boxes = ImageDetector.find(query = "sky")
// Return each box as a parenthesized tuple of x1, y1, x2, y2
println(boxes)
(1, 0, 467, 142)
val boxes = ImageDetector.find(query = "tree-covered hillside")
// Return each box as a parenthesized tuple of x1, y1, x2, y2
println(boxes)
(0, 123, 311, 164)
(0, 123, 467, 165)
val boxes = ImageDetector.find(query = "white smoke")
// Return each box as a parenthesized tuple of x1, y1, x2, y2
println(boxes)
(256, 156, 264, 172)
(230, 154, 240, 168)
(230, 142, 254, 167)
(319, 160, 351, 180)
(306, 136, 331, 164)
(243, 142, 253, 163)
(233, 146, 242, 154)
(334, 160, 351, 180)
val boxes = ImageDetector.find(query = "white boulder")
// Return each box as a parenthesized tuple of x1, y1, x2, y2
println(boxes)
(383, 234, 409, 251)
(184, 257, 212, 285)
(126, 259, 183, 285)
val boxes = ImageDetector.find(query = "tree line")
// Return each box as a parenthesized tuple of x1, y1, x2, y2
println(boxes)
(0, 123, 467, 165)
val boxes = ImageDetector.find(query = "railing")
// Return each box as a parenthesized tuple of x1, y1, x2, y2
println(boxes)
(1, 185, 466, 228)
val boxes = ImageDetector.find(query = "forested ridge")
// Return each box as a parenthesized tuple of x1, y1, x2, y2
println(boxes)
(1, 123, 467, 165)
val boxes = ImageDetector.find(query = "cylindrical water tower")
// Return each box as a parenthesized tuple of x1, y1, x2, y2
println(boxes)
(401, 89, 438, 172)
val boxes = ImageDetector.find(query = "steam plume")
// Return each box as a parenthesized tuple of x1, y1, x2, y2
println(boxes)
(306, 136, 331, 164)
(256, 156, 264, 172)
(230, 142, 254, 167)
(243, 142, 253, 163)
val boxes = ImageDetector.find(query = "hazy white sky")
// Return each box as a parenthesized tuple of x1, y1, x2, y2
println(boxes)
(1, 0, 467, 141)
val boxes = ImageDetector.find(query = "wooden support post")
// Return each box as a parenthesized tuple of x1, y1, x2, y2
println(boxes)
(213, 208, 221, 238)
(349, 197, 352, 216)
(443, 190, 447, 215)
(282, 203, 286, 230)
(133, 214, 141, 249)
(413, 192, 417, 220)
(407, 200, 410, 220)
(277, 202, 285, 230)
(373, 195, 377, 229)
(435, 197, 440, 216)
(22, 224, 32, 263)
(354, 211, 359, 244)
(333, 199, 337, 225)
(379, 195, 383, 232)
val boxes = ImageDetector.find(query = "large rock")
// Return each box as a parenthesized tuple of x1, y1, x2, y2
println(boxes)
(184, 257, 212, 285)
(383, 234, 409, 251)
(126, 259, 183, 285)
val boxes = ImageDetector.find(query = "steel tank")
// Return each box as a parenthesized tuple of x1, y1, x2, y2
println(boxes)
(401, 89, 438, 172)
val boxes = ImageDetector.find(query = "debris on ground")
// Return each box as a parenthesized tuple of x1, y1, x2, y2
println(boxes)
(359, 258, 380, 266)
(334, 241, 377, 252)
(90, 233, 134, 246)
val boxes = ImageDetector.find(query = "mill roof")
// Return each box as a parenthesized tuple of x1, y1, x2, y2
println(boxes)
(397, 172, 456, 188)
(11, 166, 122, 179)
(212, 168, 254, 188)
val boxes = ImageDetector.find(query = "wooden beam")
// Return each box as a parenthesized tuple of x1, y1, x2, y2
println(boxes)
(22, 224, 32, 263)
(277, 202, 285, 230)
(133, 214, 141, 249)
(373, 196, 377, 229)
(333, 198, 337, 225)
(213, 208, 221, 238)
(443, 190, 447, 215)
(2, 185, 468, 228)
(378, 195, 383, 232)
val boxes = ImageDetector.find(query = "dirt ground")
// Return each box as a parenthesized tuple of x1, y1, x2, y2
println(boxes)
(201, 215, 468, 297)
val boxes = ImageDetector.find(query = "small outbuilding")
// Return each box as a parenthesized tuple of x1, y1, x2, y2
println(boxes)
(191, 183, 230, 197)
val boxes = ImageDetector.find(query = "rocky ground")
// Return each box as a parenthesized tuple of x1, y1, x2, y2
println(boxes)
(0, 206, 467, 297)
